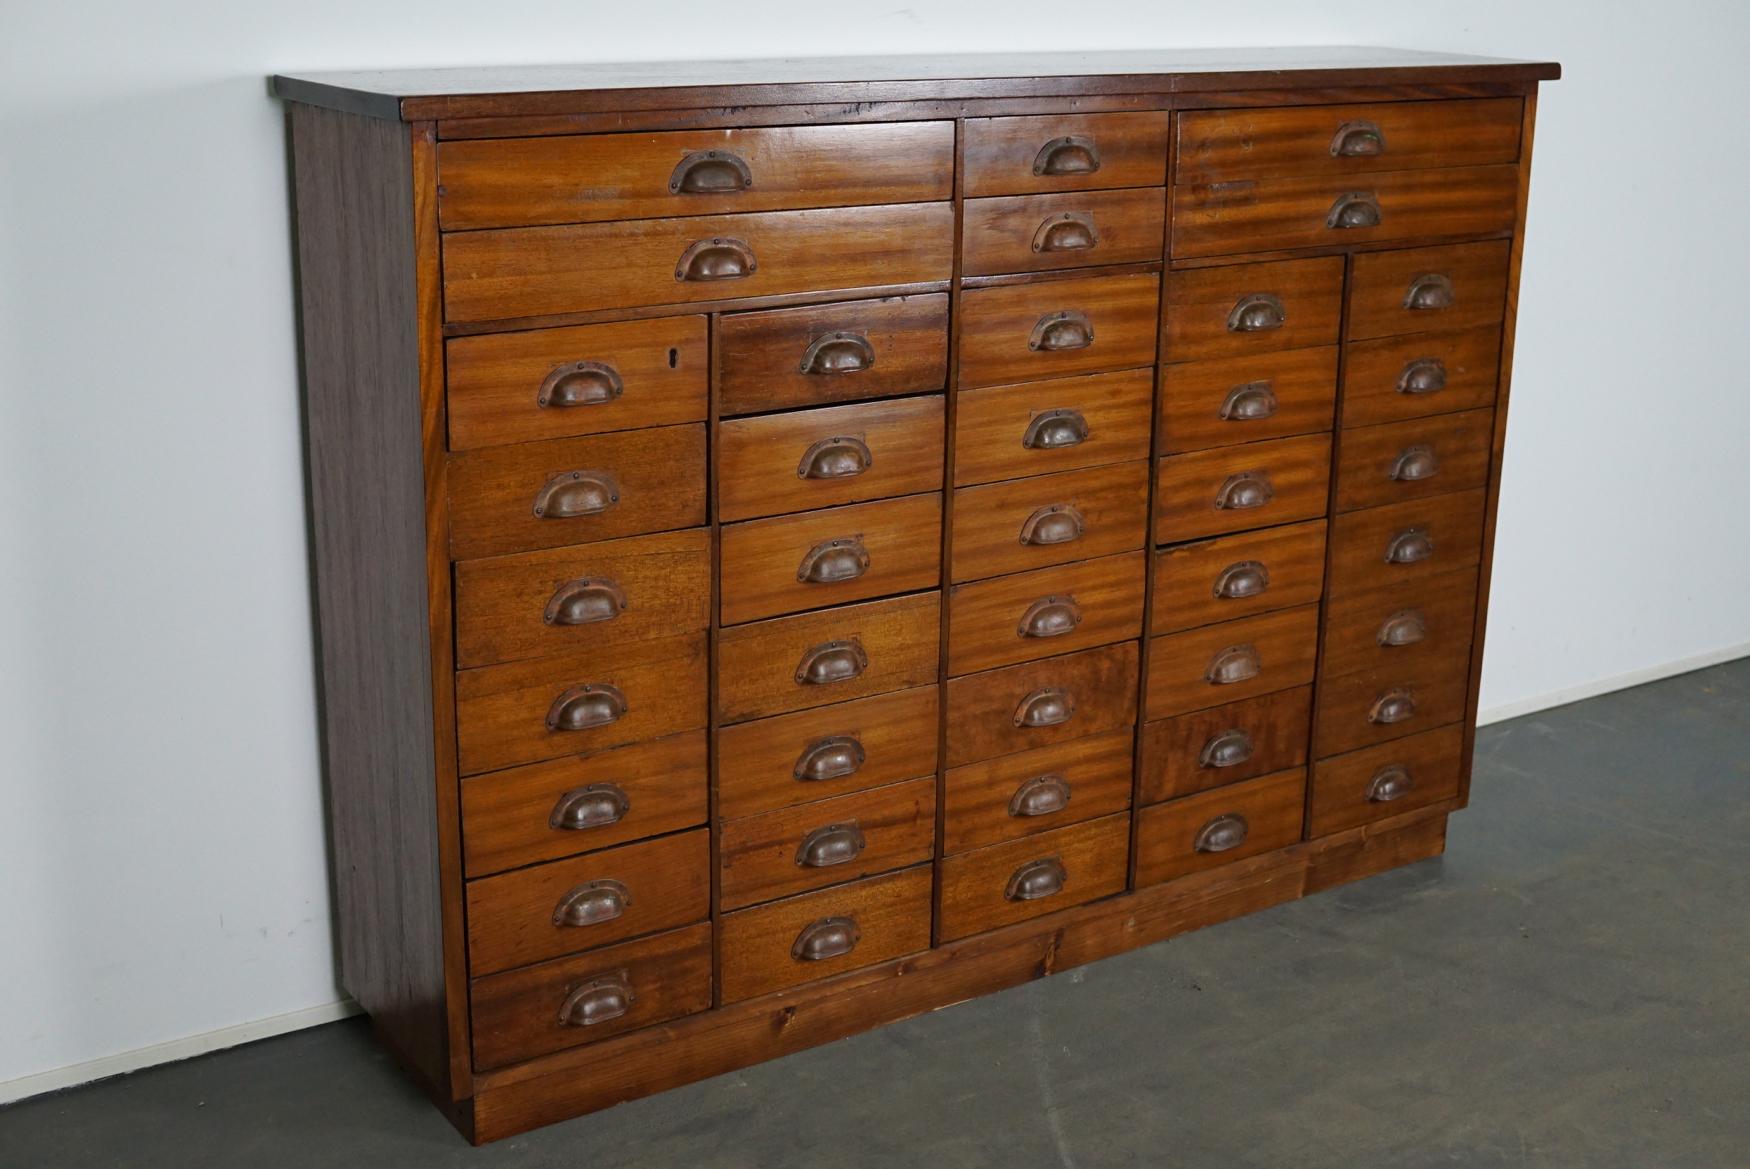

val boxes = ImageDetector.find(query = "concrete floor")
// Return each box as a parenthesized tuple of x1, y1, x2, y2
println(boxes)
(4, 660, 1746, 1168)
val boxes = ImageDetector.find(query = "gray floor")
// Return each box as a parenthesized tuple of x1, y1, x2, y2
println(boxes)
(5, 661, 1747, 1168)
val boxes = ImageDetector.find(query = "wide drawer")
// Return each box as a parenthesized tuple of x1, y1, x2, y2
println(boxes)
(943, 728, 1134, 854)
(1163, 256, 1343, 362)
(945, 640, 1139, 767)
(963, 112, 1170, 197)
(1133, 768, 1305, 886)
(1151, 518, 1326, 634)
(1310, 723, 1465, 836)
(1314, 659, 1470, 758)
(1146, 603, 1319, 720)
(1138, 685, 1311, 804)
(1340, 326, 1502, 428)
(947, 551, 1147, 675)
(1154, 432, 1333, 544)
(1321, 566, 1480, 679)
(1335, 408, 1493, 512)
(1347, 240, 1512, 341)
(937, 813, 1132, 942)
(1158, 345, 1338, 453)
(954, 368, 1154, 487)
(1327, 488, 1486, 597)
(961, 187, 1166, 277)
(952, 460, 1150, 583)
(958, 273, 1160, 389)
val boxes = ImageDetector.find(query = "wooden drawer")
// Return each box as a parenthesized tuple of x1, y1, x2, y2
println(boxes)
(717, 686, 940, 820)
(945, 641, 1138, 767)
(1340, 325, 1502, 429)
(717, 395, 944, 522)
(1171, 164, 1519, 259)
(937, 813, 1130, 942)
(961, 187, 1166, 277)
(1158, 346, 1338, 453)
(448, 425, 706, 559)
(1139, 685, 1311, 804)
(719, 493, 942, 625)
(1321, 566, 1480, 680)
(465, 829, 709, 976)
(952, 460, 1149, 583)
(1335, 408, 1493, 512)
(954, 368, 1153, 487)
(719, 866, 934, 1004)
(443, 203, 955, 323)
(716, 593, 940, 724)
(1309, 724, 1464, 837)
(1133, 768, 1305, 886)
(943, 728, 1134, 854)
(438, 122, 956, 230)
(958, 273, 1159, 389)
(718, 293, 949, 416)
(1314, 659, 1470, 758)
(1162, 256, 1343, 362)
(1347, 240, 1512, 341)
(454, 528, 711, 668)
(1146, 603, 1319, 720)
(1152, 518, 1326, 635)
(455, 632, 707, 775)
(446, 316, 707, 451)
(1327, 488, 1486, 597)
(469, 922, 711, 1070)
(719, 777, 936, 911)
(963, 112, 1170, 197)
(1153, 432, 1332, 544)
(948, 551, 1147, 676)
(1175, 98, 1522, 184)
(460, 731, 707, 877)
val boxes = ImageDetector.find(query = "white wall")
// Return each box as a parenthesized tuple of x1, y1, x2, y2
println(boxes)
(3, 0, 1747, 1096)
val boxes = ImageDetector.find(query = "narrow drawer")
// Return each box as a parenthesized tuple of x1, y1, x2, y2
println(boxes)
(1158, 346, 1338, 453)
(1314, 659, 1470, 758)
(1347, 240, 1512, 341)
(1162, 256, 1343, 362)
(948, 551, 1147, 676)
(454, 528, 711, 668)
(943, 728, 1134, 854)
(716, 593, 940, 724)
(1138, 686, 1311, 804)
(952, 460, 1150, 583)
(1327, 488, 1486, 598)
(455, 632, 707, 775)
(946, 640, 1139, 767)
(937, 813, 1131, 942)
(1154, 432, 1333, 544)
(1341, 325, 1502, 428)
(438, 122, 956, 230)
(1335, 408, 1493, 512)
(958, 273, 1160, 389)
(961, 187, 1166, 277)
(1146, 603, 1319, 720)
(719, 777, 936, 911)
(448, 424, 707, 560)
(442, 203, 955, 323)
(954, 368, 1153, 487)
(460, 731, 708, 877)
(1321, 566, 1480, 680)
(719, 866, 934, 1004)
(1152, 518, 1326, 635)
(1309, 723, 1465, 837)
(469, 922, 711, 1070)
(1133, 768, 1305, 887)
(719, 493, 942, 625)
(717, 395, 944, 522)
(963, 112, 1170, 197)
(446, 317, 707, 451)
(718, 293, 949, 416)
(465, 829, 709, 975)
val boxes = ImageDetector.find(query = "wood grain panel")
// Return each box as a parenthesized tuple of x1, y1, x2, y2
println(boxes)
(1145, 603, 1319, 720)
(1162, 255, 1343, 362)
(1151, 518, 1326, 634)
(1153, 432, 1332, 544)
(718, 293, 948, 415)
(1321, 566, 1479, 680)
(1346, 240, 1511, 341)
(1133, 768, 1306, 886)
(1334, 408, 1493, 512)
(958, 272, 1160, 389)
(943, 728, 1134, 853)
(1138, 686, 1312, 804)
(954, 368, 1153, 486)
(1314, 658, 1471, 758)
(945, 640, 1139, 767)
(1339, 325, 1502, 428)
(947, 551, 1147, 675)
(1326, 488, 1486, 597)
(961, 187, 1166, 276)
(937, 813, 1131, 942)
(1310, 723, 1464, 837)
(1158, 345, 1338, 452)
(963, 112, 1169, 197)
(951, 460, 1149, 583)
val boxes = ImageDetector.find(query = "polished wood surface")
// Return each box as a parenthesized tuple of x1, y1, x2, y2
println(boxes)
(945, 640, 1139, 767)
(1138, 685, 1311, 803)
(1153, 432, 1333, 543)
(1346, 240, 1511, 340)
(942, 728, 1134, 853)
(1325, 487, 1487, 597)
(946, 550, 1147, 674)
(937, 812, 1131, 941)
(1133, 768, 1305, 885)
(961, 187, 1167, 276)
(1158, 345, 1338, 452)
(1333, 408, 1493, 511)
(950, 460, 1150, 582)
(962, 112, 1170, 197)
(1313, 658, 1471, 758)
(1151, 518, 1327, 633)
(1161, 255, 1342, 361)
(1338, 325, 1503, 428)
(957, 272, 1160, 388)
(953, 368, 1154, 486)
(1309, 723, 1464, 836)
(1319, 566, 1480, 680)
(1145, 603, 1320, 720)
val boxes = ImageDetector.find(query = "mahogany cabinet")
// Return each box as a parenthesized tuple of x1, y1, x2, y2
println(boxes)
(275, 46, 1558, 1143)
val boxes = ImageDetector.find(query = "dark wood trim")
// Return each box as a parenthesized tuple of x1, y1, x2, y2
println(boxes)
(961, 261, 1163, 291)
(1166, 231, 1515, 272)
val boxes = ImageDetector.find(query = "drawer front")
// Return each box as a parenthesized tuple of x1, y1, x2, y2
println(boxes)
(1138, 685, 1311, 804)
(1175, 98, 1523, 184)
(1172, 164, 1519, 259)
(716, 593, 940, 724)
(719, 866, 934, 1004)
(1152, 518, 1326, 635)
(952, 460, 1150, 583)
(958, 273, 1160, 389)
(1154, 432, 1333, 543)
(1310, 723, 1464, 837)
(954, 368, 1154, 487)
(1335, 408, 1493, 512)
(961, 187, 1166, 277)
(963, 112, 1170, 197)
(446, 317, 708, 451)
(1162, 256, 1344, 361)
(946, 641, 1139, 767)
(1158, 345, 1338, 453)
(1327, 488, 1486, 597)
(465, 829, 709, 975)
(456, 632, 707, 775)
(1314, 660, 1470, 758)
(438, 122, 956, 230)
(943, 728, 1134, 854)
(719, 493, 943, 625)
(448, 425, 707, 559)
(1347, 240, 1512, 341)
(454, 528, 711, 668)
(460, 731, 708, 877)
(1341, 325, 1502, 428)
(716, 686, 940, 820)
(443, 203, 955, 323)
(937, 813, 1131, 942)
(718, 293, 949, 416)
(470, 922, 712, 1070)
(1146, 603, 1319, 720)
(717, 395, 944, 522)
(1321, 566, 1479, 680)
(1133, 768, 1305, 886)
(719, 777, 936, 910)
(948, 551, 1147, 676)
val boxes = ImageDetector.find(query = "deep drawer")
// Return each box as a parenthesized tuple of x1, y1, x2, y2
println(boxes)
(943, 728, 1134, 854)
(963, 112, 1170, 197)
(961, 187, 1166, 277)
(951, 460, 1150, 583)
(1133, 768, 1305, 886)
(1340, 325, 1502, 428)
(945, 640, 1139, 767)
(1145, 603, 1319, 720)
(1151, 518, 1327, 634)
(1326, 488, 1486, 597)
(937, 813, 1131, 942)
(1162, 256, 1343, 362)
(1309, 723, 1465, 837)
(953, 368, 1154, 487)
(1320, 566, 1480, 680)
(1334, 408, 1493, 512)
(1154, 432, 1333, 544)
(1158, 345, 1338, 453)
(1347, 240, 1512, 341)
(1314, 659, 1471, 758)
(947, 550, 1148, 675)
(958, 272, 1160, 389)
(1138, 685, 1312, 804)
